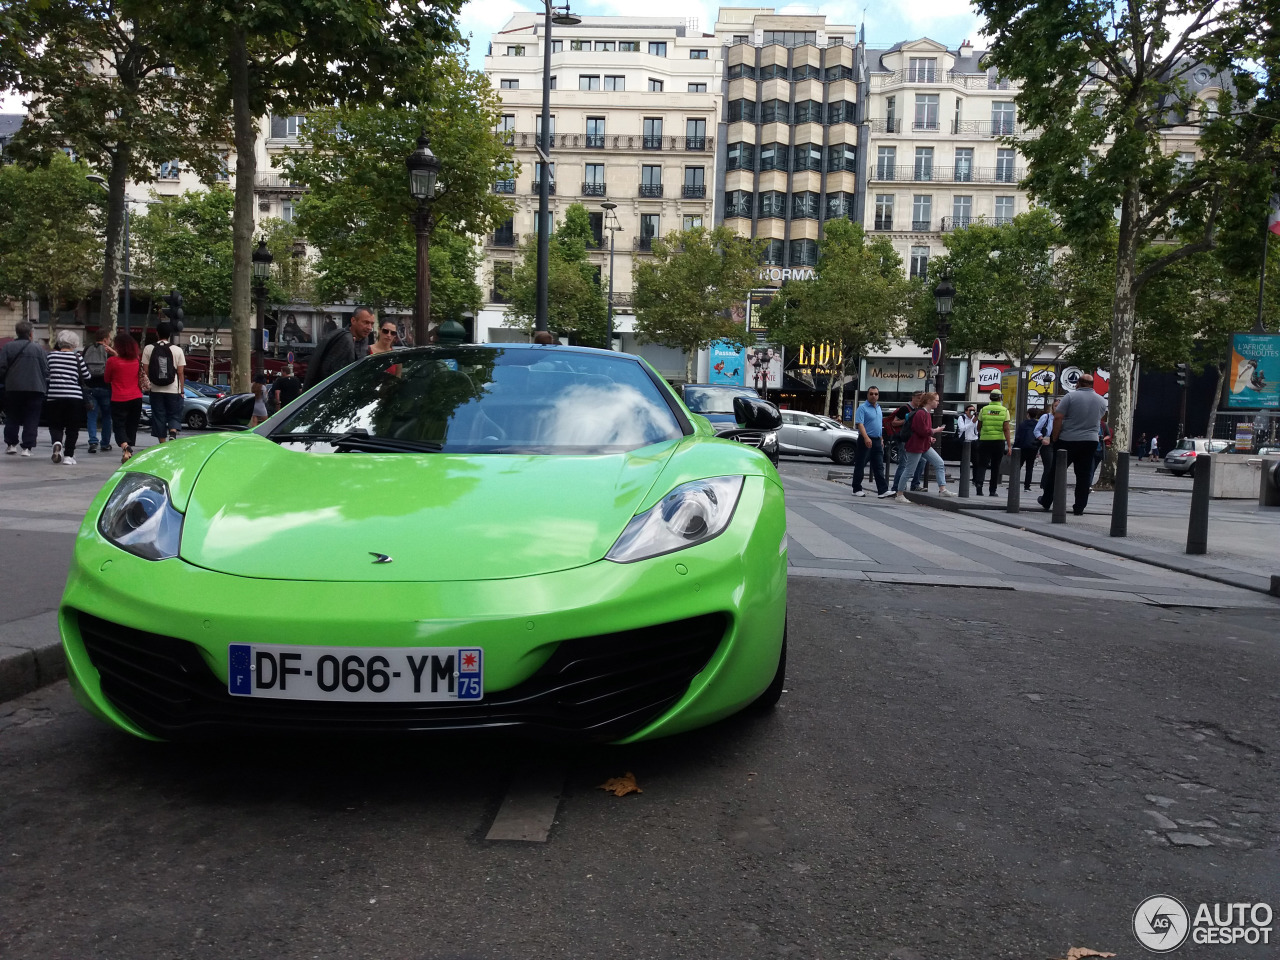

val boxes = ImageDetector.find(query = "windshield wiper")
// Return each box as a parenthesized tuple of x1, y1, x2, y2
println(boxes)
(272, 431, 443, 453)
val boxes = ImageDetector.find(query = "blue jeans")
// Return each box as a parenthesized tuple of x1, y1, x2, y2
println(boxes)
(149, 390, 184, 438)
(900, 447, 946, 490)
(86, 385, 112, 445)
(892, 441, 927, 491)
(851, 436, 887, 494)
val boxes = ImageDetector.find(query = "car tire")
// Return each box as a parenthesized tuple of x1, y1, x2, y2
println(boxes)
(186, 410, 208, 430)
(832, 442, 856, 465)
(1186, 463, 1196, 478)
(748, 628, 787, 712)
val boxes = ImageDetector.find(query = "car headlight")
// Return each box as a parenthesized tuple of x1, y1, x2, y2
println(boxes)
(97, 473, 184, 560)
(606, 476, 743, 563)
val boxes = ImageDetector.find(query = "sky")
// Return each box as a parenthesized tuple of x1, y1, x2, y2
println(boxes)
(0, 1, 988, 113)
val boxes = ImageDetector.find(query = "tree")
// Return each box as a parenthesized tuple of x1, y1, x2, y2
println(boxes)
(905, 209, 1074, 366)
(0, 0, 227, 338)
(131, 188, 234, 318)
(633, 226, 765, 382)
(0, 152, 104, 323)
(171, 0, 463, 391)
(973, 0, 1278, 484)
(504, 203, 608, 346)
(760, 221, 908, 418)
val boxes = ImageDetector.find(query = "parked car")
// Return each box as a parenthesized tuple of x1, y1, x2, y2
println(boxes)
(140, 385, 215, 431)
(58, 344, 787, 742)
(1164, 437, 1234, 476)
(207, 392, 255, 429)
(778, 409, 861, 464)
(1259, 444, 1280, 457)
(679, 383, 780, 465)
(187, 380, 228, 399)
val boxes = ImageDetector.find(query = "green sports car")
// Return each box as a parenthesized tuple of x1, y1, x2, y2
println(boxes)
(59, 344, 788, 743)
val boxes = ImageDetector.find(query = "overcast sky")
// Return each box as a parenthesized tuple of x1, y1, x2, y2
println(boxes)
(0, 1, 988, 114)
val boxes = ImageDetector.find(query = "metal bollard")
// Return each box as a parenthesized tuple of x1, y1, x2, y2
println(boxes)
(1052, 449, 1068, 524)
(1006, 446, 1021, 513)
(960, 441, 971, 497)
(1186, 454, 1211, 554)
(1110, 452, 1130, 537)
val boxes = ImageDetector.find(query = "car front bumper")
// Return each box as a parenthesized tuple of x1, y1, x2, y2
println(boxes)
(60, 477, 787, 744)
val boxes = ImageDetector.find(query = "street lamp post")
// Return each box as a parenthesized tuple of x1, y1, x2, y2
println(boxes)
(406, 134, 441, 347)
(600, 200, 620, 349)
(252, 238, 273, 378)
(932, 269, 955, 425)
(536, 1, 581, 333)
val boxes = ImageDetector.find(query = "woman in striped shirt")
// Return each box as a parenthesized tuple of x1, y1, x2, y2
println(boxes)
(46, 330, 91, 465)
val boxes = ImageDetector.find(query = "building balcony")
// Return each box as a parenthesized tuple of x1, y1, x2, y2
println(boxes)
(582, 181, 607, 196)
(490, 287, 512, 304)
(489, 230, 518, 247)
(493, 179, 515, 193)
(870, 70, 1003, 92)
(873, 218, 893, 231)
(634, 236, 655, 252)
(911, 220, 934, 231)
(682, 184, 706, 198)
(642, 135, 663, 150)
(953, 120, 1023, 136)
(684, 136, 707, 151)
(503, 132, 715, 154)
(871, 165, 1025, 184)
(941, 215, 1015, 231)
(639, 183, 663, 198)
(584, 134, 605, 149)
(531, 180, 556, 195)
(254, 173, 305, 194)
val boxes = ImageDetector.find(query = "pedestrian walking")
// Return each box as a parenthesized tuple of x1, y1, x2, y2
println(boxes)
(1136, 432, 1148, 459)
(1089, 413, 1113, 485)
(1014, 410, 1040, 490)
(1039, 373, 1108, 515)
(45, 330, 91, 465)
(850, 387, 891, 498)
(83, 330, 114, 454)
(105, 331, 143, 463)
(1148, 435, 1160, 462)
(888, 391, 927, 494)
(140, 321, 187, 442)
(895, 391, 953, 501)
(272, 365, 304, 412)
(1034, 401, 1057, 481)
(0, 320, 49, 457)
(304, 307, 375, 388)
(974, 389, 1012, 496)
(957, 402, 980, 479)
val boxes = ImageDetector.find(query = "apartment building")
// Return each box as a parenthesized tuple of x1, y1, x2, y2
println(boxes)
(477, 14, 720, 374)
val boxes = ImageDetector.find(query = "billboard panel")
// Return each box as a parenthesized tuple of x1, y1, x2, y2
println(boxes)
(745, 345, 784, 391)
(747, 289, 775, 335)
(1226, 333, 1280, 409)
(708, 340, 746, 385)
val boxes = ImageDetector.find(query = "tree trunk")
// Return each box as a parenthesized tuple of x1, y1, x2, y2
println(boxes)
(823, 367, 835, 420)
(100, 142, 131, 338)
(1099, 182, 1142, 489)
(1129, 356, 1141, 450)
(685, 350, 695, 384)
(1205, 361, 1225, 436)
(836, 350, 848, 422)
(228, 29, 256, 395)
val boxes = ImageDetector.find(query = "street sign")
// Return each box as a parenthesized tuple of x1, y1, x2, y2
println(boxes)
(287, 351, 295, 363)
(262, 328, 269, 351)
(931, 338, 942, 365)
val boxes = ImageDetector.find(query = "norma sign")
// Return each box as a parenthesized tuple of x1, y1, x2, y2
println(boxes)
(756, 267, 815, 283)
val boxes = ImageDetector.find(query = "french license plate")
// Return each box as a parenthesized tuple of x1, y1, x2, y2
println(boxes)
(227, 643, 483, 702)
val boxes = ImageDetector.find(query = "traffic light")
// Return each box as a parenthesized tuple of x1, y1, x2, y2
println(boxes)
(163, 289, 184, 333)
(1176, 362, 1189, 387)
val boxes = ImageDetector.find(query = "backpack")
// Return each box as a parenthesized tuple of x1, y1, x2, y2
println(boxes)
(147, 342, 177, 386)
(895, 406, 917, 443)
(84, 342, 108, 378)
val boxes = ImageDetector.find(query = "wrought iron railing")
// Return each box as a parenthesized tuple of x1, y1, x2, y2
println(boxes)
(531, 180, 556, 195)
(581, 182, 606, 196)
(870, 165, 1024, 184)
(639, 183, 663, 198)
(490, 231, 518, 247)
(941, 215, 1015, 231)
(493, 180, 515, 193)
(682, 184, 706, 198)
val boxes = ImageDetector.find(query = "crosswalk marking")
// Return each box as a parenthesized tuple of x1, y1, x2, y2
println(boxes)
(811, 501, 1004, 575)
(785, 509, 873, 561)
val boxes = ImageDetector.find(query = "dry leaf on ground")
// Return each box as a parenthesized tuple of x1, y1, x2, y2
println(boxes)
(1055, 949, 1117, 960)
(598, 772, 643, 796)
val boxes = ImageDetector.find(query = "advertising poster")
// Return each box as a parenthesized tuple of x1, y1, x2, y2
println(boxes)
(745, 345, 784, 392)
(977, 363, 1008, 392)
(999, 369, 1021, 415)
(280, 312, 315, 346)
(1027, 364, 1057, 399)
(747, 289, 775, 335)
(709, 340, 746, 386)
(1226, 333, 1280, 409)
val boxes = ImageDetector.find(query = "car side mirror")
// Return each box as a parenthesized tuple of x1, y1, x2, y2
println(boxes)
(734, 396, 782, 430)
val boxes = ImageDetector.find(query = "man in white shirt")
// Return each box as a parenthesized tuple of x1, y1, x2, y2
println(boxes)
(1034, 400, 1057, 479)
(141, 321, 187, 442)
(956, 402, 980, 480)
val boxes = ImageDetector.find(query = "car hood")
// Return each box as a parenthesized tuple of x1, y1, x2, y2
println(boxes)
(177, 434, 679, 582)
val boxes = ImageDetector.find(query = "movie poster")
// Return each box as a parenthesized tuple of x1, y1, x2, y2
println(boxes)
(1226, 333, 1280, 409)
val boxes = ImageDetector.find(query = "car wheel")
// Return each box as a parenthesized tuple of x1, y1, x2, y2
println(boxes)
(832, 442, 856, 465)
(1186, 463, 1195, 477)
(186, 410, 208, 430)
(748, 627, 787, 713)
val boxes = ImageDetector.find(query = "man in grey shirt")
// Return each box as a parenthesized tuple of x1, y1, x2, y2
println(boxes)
(1039, 373, 1108, 515)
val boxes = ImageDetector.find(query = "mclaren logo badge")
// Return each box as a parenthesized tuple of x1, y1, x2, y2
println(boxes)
(369, 552, 393, 564)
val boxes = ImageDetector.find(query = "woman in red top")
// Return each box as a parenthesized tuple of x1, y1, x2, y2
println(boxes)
(105, 332, 144, 463)
(894, 391, 953, 501)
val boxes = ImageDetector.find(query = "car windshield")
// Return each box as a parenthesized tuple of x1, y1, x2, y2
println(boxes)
(683, 385, 758, 414)
(272, 346, 685, 454)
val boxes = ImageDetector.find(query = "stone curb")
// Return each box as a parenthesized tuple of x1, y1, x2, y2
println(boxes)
(0, 611, 66, 705)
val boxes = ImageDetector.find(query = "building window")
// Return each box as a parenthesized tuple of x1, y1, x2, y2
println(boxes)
(506, 45, 525, 56)
(789, 239, 818, 266)
(827, 100, 856, 124)
(536, 115, 555, 137)
(952, 196, 972, 228)
(914, 147, 934, 181)
(648, 42, 667, 56)
(689, 49, 709, 59)
(825, 192, 852, 220)
(215, 157, 230, 182)
(758, 143, 784, 171)
(760, 99, 790, 124)
(762, 239, 783, 265)
(758, 191, 786, 218)
(640, 213, 660, 249)
(908, 57, 937, 82)
(492, 261, 513, 302)
(648, 77, 664, 92)
(726, 142, 754, 170)
(550, 40, 562, 53)
(270, 114, 304, 138)
(792, 64, 820, 81)
(585, 116, 606, 148)
(158, 160, 181, 180)
(762, 30, 816, 46)
(954, 148, 973, 182)
(583, 163, 605, 196)
(728, 99, 757, 123)
(579, 75, 600, 91)
(995, 196, 1015, 223)
(643, 117, 663, 148)
(619, 40, 639, 52)
(498, 114, 516, 138)
(688, 82, 707, 92)
(992, 101, 1016, 135)
(493, 217, 516, 246)
(827, 143, 856, 172)
(886, 96, 896, 128)
(725, 190, 753, 218)
(595, 40, 615, 52)
(874, 195, 894, 230)
(683, 166, 705, 199)
(534, 161, 555, 187)
(912, 195, 932, 231)
(1203, 96, 1219, 121)
(995, 148, 1017, 182)
(914, 94, 939, 131)
(641, 164, 663, 197)
(686, 118, 706, 148)
(909, 245, 929, 279)
(793, 100, 824, 124)
(570, 39, 586, 51)
(793, 143, 822, 171)
(876, 146, 896, 180)
(500, 78, 518, 89)
(733, 34, 749, 44)
(792, 192, 819, 219)
(281, 200, 296, 222)
(600, 75, 622, 91)
(589, 212, 604, 248)
(683, 214, 703, 230)
(1176, 150, 1195, 173)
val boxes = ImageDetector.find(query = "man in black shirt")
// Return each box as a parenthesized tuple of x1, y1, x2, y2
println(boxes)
(272, 365, 304, 411)
(303, 307, 375, 389)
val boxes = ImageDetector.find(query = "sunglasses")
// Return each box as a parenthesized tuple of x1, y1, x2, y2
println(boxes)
(380, 329, 396, 335)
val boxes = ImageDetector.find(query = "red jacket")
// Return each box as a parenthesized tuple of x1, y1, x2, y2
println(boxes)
(905, 407, 934, 454)
(104, 355, 143, 402)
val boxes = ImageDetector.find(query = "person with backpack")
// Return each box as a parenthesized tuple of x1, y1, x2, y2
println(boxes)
(1, 321, 50, 456)
(83, 330, 115, 454)
(140, 321, 186, 442)
(895, 391, 954, 502)
(887, 391, 927, 495)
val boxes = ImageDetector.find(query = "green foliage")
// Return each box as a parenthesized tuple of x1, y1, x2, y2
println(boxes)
(0, 152, 104, 314)
(504, 203, 608, 347)
(131, 188, 235, 317)
(633, 226, 765, 380)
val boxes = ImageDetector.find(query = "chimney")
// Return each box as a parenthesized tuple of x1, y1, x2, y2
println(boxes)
(959, 39, 973, 53)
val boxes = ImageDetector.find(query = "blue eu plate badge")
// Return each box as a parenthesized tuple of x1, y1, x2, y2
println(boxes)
(228, 644, 253, 696)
